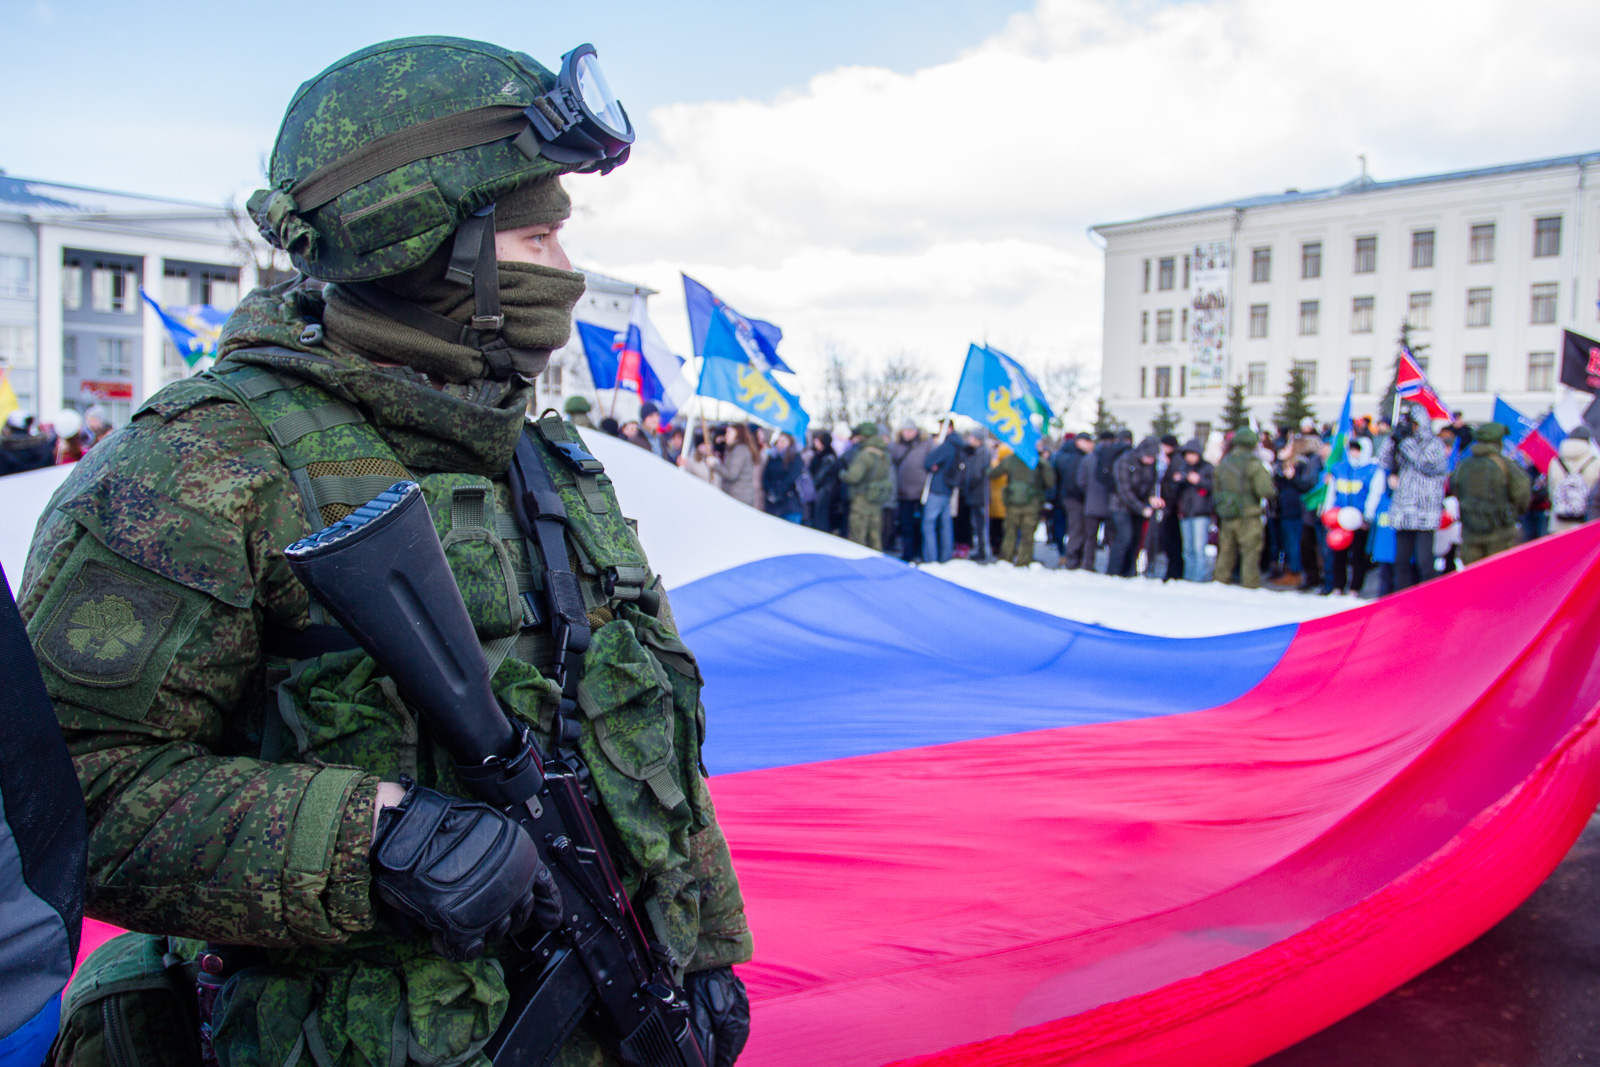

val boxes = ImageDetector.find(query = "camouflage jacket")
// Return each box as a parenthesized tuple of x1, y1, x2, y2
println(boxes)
(987, 451, 1055, 508)
(22, 281, 750, 1064)
(838, 435, 893, 506)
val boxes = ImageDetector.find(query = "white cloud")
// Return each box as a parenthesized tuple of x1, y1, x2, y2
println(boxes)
(561, 0, 1600, 422)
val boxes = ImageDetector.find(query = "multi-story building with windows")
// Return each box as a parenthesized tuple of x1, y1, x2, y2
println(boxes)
(1091, 151, 1600, 439)
(0, 174, 253, 427)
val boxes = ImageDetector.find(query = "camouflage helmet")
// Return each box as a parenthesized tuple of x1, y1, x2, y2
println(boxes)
(563, 394, 592, 414)
(247, 36, 632, 283)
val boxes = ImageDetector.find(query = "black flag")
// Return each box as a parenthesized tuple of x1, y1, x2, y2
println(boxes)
(1561, 329, 1600, 394)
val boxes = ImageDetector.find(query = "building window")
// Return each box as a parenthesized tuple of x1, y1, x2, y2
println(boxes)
(1466, 287, 1493, 328)
(90, 262, 138, 314)
(1415, 354, 1430, 373)
(1140, 367, 1148, 397)
(1293, 360, 1319, 396)
(1530, 282, 1559, 324)
(1140, 310, 1148, 344)
(1182, 254, 1191, 289)
(1411, 229, 1435, 269)
(62, 261, 83, 310)
(1469, 223, 1495, 263)
(1156, 309, 1174, 343)
(1353, 236, 1376, 274)
(1350, 358, 1372, 394)
(0, 255, 33, 297)
(1528, 351, 1555, 391)
(1142, 259, 1150, 293)
(1351, 296, 1374, 333)
(1249, 304, 1269, 338)
(97, 337, 134, 378)
(161, 267, 190, 307)
(62, 335, 78, 376)
(1462, 353, 1488, 393)
(1252, 247, 1271, 283)
(1193, 420, 1211, 444)
(1408, 291, 1433, 330)
(1155, 366, 1172, 398)
(1534, 216, 1562, 258)
(1299, 299, 1320, 336)
(200, 269, 240, 309)
(1301, 241, 1322, 279)
(1180, 308, 1188, 340)
(1247, 362, 1267, 396)
(1158, 257, 1176, 291)
(1179, 366, 1187, 397)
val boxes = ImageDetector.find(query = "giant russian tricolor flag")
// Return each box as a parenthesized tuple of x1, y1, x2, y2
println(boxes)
(16, 426, 1600, 1066)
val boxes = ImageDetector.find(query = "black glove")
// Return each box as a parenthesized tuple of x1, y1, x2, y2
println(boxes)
(370, 782, 562, 961)
(685, 966, 750, 1067)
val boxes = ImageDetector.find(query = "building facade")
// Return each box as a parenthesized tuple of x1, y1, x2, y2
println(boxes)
(0, 172, 660, 431)
(1092, 152, 1600, 440)
(0, 174, 254, 428)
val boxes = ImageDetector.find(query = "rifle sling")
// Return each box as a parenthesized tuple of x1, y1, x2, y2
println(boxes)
(509, 428, 591, 757)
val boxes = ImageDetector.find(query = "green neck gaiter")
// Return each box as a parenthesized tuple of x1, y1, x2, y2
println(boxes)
(322, 260, 584, 385)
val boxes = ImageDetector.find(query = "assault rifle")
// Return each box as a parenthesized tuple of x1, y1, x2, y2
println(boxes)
(284, 481, 706, 1067)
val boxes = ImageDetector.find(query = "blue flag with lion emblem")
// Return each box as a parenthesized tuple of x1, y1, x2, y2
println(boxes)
(950, 344, 1052, 468)
(691, 279, 809, 440)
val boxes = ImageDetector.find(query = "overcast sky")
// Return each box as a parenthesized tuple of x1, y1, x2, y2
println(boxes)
(6, 0, 1599, 418)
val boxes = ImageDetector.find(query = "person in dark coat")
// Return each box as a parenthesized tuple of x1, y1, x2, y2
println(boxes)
(958, 432, 991, 559)
(1174, 438, 1214, 581)
(0, 412, 55, 476)
(1051, 433, 1092, 569)
(1076, 430, 1120, 571)
(762, 432, 805, 522)
(888, 423, 932, 561)
(1155, 434, 1185, 581)
(807, 430, 842, 535)
(1108, 435, 1161, 577)
(921, 424, 966, 563)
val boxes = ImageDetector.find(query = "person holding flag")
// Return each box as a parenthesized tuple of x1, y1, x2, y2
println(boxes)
(1374, 402, 1450, 590)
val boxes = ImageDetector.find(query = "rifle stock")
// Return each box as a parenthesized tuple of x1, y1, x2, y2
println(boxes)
(285, 482, 705, 1067)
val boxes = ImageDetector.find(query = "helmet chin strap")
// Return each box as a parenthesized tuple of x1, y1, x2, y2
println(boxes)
(343, 203, 547, 380)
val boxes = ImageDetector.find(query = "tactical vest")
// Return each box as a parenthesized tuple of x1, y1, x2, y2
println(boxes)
(135, 351, 714, 1067)
(1211, 453, 1256, 520)
(1455, 453, 1517, 536)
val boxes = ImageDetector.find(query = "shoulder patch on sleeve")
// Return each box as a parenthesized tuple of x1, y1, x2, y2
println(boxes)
(28, 537, 207, 721)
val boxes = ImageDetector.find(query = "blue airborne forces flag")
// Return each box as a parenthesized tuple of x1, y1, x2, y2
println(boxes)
(950, 344, 1053, 468)
(688, 277, 809, 440)
(140, 289, 228, 366)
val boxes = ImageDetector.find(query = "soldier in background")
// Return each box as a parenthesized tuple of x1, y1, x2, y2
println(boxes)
(987, 441, 1056, 567)
(840, 421, 893, 550)
(1211, 428, 1278, 589)
(564, 393, 595, 428)
(1454, 422, 1531, 564)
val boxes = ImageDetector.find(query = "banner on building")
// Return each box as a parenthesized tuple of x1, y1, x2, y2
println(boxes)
(1188, 240, 1230, 393)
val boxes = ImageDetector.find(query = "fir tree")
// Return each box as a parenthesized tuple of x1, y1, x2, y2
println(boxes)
(1273, 366, 1316, 431)
(1150, 401, 1182, 438)
(1219, 380, 1251, 432)
(1092, 397, 1122, 435)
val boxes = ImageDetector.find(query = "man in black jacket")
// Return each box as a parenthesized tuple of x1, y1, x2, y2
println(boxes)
(1052, 433, 1093, 570)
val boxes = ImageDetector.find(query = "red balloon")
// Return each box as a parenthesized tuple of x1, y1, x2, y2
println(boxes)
(1326, 527, 1354, 551)
(1321, 509, 1341, 529)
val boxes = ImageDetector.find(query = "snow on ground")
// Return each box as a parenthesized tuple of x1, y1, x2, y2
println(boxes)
(2, 430, 1355, 637)
(923, 559, 1361, 637)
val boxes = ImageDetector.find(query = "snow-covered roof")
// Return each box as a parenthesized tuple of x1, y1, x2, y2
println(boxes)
(1093, 150, 1600, 233)
(0, 173, 227, 221)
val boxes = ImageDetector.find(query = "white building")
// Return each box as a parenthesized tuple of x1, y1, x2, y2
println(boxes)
(0, 174, 255, 428)
(0, 171, 661, 428)
(1091, 151, 1600, 440)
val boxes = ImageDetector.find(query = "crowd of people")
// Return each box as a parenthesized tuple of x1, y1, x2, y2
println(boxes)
(560, 393, 1600, 598)
(0, 406, 113, 475)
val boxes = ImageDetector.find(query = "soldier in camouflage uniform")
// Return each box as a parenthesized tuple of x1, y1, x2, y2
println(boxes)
(27, 38, 751, 1067)
(563, 394, 595, 428)
(1453, 422, 1530, 565)
(839, 422, 892, 550)
(1210, 428, 1277, 589)
(986, 443, 1056, 567)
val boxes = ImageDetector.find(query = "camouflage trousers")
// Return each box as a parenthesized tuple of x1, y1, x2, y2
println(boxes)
(1000, 505, 1041, 567)
(848, 501, 883, 550)
(1462, 530, 1517, 565)
(1213, 517, 1265, 589)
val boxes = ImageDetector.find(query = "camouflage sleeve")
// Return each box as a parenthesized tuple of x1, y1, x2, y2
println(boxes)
(18, 394, 379, 948)
(1507, 459, 1532, 512)
(1253, 461, 1279, 501)
(685, 792, 754, 972)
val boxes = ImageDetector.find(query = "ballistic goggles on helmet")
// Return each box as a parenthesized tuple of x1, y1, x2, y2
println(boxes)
(525, 44, 634, 168)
